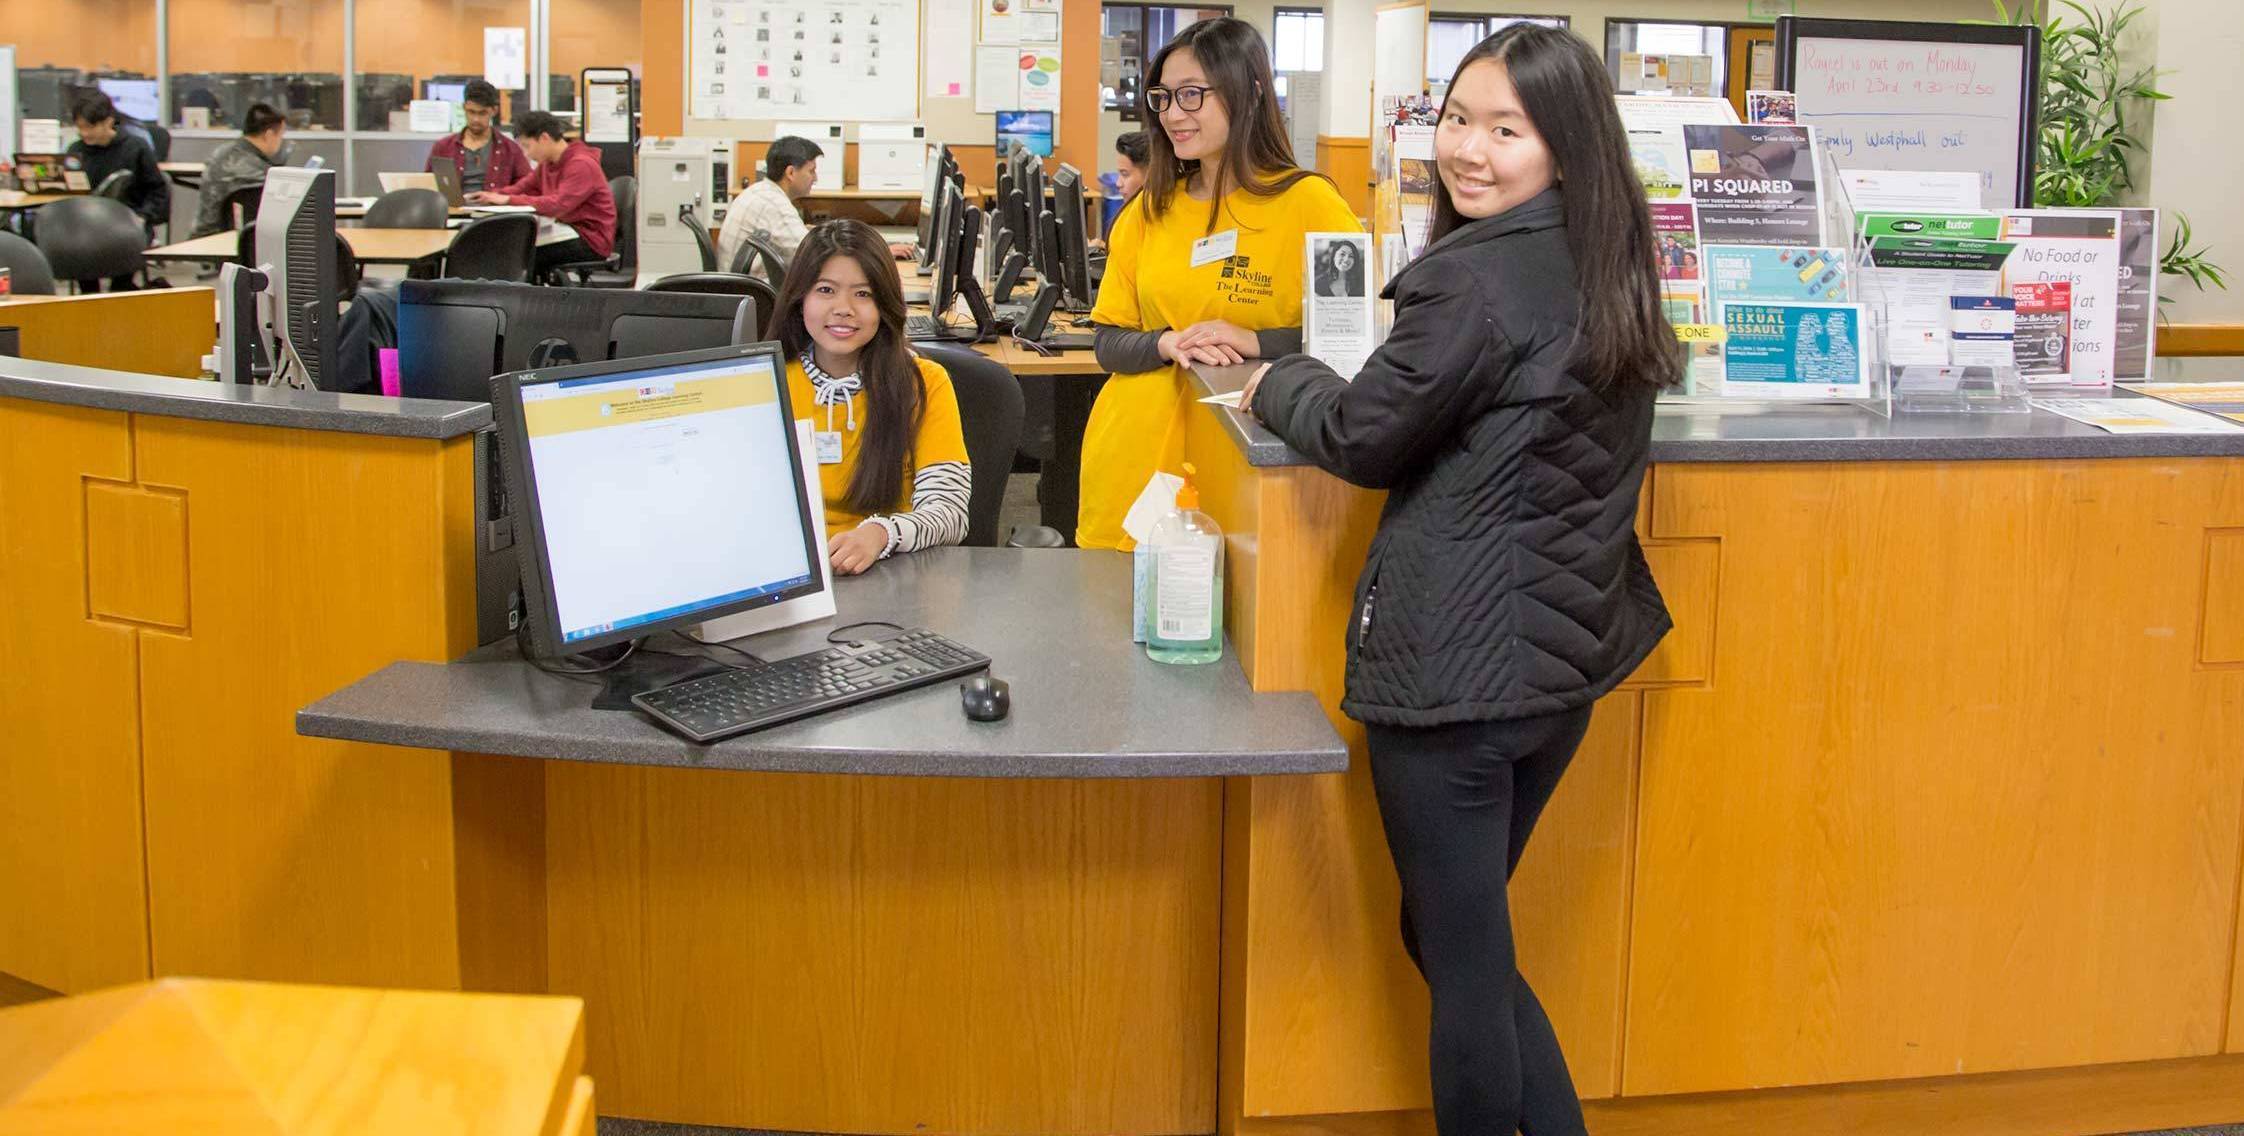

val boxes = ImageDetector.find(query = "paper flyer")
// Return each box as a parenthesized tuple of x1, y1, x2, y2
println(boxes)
(2035, 397, 2244, 435)
(1018, 49, 1062, 111)
(1949, 296, 2016, 368)
(2124, 383, 2244, 424)
(1745, 90, 1796, 124)
(2002, 210, 2122, 388)
(973, 45, 1018, 114)
(1629, 127, 1690, 200)
(1719, 301, 1871, 399)
(1705, 245, 1850, 305)
(1861, 235, 2014, 367)
(1859, 212, 2004, 242)
(980, 0, 1019, 43)
(1683, 123, 1827, 245)
(2011, 282, 2073, 381)
(2047, 206, 2156, 379)
(1395, 125, 1436, 259)
(1840, 171, 1983, 213)
(1653, 203, 1700, 282)
(1306, 233, 1376, 380)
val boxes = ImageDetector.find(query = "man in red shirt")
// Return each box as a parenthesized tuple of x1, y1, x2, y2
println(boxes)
(424, 79, 531, 195)
(468, 111, 618, 279)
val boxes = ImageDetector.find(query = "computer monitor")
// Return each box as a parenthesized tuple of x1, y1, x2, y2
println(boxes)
(425, 80, 468, 104)
(916, 145, 958, 271)
(995, 110, 1055, 159)
(396, 280, 753, 403)
(254, 167, 339, 390)
(1049, 164, 1094, 310)
(489, 342, 825, 662)
(95, 78, 161, 123)
(923, 180, 961, 322)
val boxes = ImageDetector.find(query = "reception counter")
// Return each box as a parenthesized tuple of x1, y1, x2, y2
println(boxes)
(7, 351, 2244, 1136)
(1187, 366, 2244, 1135)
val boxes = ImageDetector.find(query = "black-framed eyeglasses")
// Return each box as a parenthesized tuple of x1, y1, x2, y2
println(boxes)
(1145, 85, 1212, 113)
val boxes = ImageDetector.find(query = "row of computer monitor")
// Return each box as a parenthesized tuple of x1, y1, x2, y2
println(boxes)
(910, 142, 1094, 339)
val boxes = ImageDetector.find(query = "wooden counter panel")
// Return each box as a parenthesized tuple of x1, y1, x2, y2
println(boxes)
(545, 765, 1221, 1135)
(0, 400, 150, 993)
(131, 418, 482, 988)
(1628, 459, 2244, 1095)
(0, 289, 214, 378)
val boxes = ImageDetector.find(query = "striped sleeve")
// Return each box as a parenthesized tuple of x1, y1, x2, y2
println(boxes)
(867, 460, 972, 555)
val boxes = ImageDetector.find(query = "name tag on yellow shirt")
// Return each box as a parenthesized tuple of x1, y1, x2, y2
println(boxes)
(813, 431, 844, 465)
(1190, 229, 1239, 269)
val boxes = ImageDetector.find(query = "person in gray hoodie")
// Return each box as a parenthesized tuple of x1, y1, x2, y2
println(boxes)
(192, 103, 289, 237)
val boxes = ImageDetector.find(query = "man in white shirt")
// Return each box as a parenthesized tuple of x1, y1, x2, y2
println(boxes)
(719, 135, 822, 277)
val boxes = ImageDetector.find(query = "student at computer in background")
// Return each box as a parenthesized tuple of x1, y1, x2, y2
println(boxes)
(191, 103, 289, 238)
(467, 112, 618, 279)
(768, 219, 970, 575)
(64, 92, 169, 290)
(425, 80, 531, 195)
(1088, 130, 1150, 253)
(719, 135, 821, 274)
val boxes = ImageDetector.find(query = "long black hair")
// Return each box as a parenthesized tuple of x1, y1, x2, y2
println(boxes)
(1431, 24, 1677, 391)
(766, 219, 926, 514)
(1138, 17, 1327, 232)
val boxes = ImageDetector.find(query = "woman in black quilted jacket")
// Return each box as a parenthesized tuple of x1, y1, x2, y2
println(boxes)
(1240, 24, 1676, 1136)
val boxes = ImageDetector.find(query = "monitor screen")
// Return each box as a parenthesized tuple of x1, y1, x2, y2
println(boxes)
(513, 350, 818, 648)
(96, 78, 161, 123)
(995, 110, 1055, 158)
(425, 81, 468, 104)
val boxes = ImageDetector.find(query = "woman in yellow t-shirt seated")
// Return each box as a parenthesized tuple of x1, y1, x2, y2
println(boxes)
(769, 219, 972, 575)
(1078, 15, 1362, 551)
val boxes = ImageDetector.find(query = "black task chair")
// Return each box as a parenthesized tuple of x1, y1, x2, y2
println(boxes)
(726, 231, 789, 283)
(34, 196, 147, 293)
(147, 122, 174, 163)
(442, 213, 536, 282)
(93, 170, 134, 200)
(234, 227, 362, 301)
(362, 187, 448, 229)
(0, 233, 58, 295)
(679, 204, 721, 272)
(221, 184, 263, 230)
(550, 175, 637, 288)
(643, 272, 774, 332)
(911, 343, 1031, 548)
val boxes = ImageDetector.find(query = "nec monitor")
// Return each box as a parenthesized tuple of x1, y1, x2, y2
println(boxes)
(490, 342, 824, 660)
(254, 167, 339, 390)
(995, 110, 1054, 159)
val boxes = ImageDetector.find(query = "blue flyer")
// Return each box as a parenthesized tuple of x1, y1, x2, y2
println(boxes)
(1703, 244, 1852, 306)
(1719, 301, 1871, 399)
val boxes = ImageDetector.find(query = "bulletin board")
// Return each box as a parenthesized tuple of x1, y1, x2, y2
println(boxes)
(1775, 16, 2040, 209)
(690, 0, 922, 124)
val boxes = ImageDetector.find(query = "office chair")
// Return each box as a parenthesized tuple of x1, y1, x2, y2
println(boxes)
(643, 272, 774, 329)
(33, 196, 146, 293)
(222, 184, 263, 230)
(550, 175, 636, 288)
(679, 203, 721, 272)
(93, 170, 134, 200)
(726, 232, 789, 283)
(441, 213, 536, 282)
(363, 187, 448, 229)
(233, 227, 362, 301)
(147, 122, 173, 163)
(0, 232, 59, 295)
(911, 343, 1032, 548)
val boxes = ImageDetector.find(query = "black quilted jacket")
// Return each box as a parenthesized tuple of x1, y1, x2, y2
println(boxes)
(1253, 190, 1670, 727)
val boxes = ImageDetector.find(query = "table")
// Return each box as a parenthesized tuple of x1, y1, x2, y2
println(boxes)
(336, 200, 472, 221)
(159, 160, 204, 190)
(147, 226, 456, 266)
(0, 977, 591, 1135)
(0, 190, 76, 212)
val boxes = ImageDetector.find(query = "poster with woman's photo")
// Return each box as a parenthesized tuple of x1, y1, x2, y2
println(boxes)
(1306, 233, 1375, 379)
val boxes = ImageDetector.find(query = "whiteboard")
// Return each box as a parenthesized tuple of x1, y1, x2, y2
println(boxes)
(691, 0, 920, 125)
(0, 46, 16, 162)
(1777, 18, 2039, 209)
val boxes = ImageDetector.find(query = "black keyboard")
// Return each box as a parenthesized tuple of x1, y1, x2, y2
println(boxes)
(905, 313, 946, 340)
(632, 628, 990, 743)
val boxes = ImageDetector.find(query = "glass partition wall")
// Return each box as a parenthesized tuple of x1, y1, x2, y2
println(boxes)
(1, 0, 640, 191)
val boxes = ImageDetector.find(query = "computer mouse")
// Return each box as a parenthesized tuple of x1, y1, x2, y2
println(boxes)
(960, 675, 1011, 722)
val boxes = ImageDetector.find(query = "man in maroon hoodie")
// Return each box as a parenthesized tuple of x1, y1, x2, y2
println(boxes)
(469, 111, 618, 279)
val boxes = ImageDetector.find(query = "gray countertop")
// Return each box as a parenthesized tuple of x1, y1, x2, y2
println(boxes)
(1191, 363, 2244, 466)
(298, 547, 1348, 779)
(0, 357, 490, 439)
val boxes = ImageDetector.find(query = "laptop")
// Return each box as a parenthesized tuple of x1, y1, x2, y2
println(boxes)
(378, 171, 438, 195)
(379, 168, 464, 208)
(13, 154, 87, 194)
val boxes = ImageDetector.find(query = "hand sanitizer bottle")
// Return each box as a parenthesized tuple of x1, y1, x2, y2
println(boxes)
(1146, 463, 1224, 665)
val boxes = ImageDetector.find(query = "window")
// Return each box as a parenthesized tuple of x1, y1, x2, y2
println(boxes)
(1272, 8, 1325, 74)
(1604, 19, 1730, 96)
(1427, 14, 1568, 84)
(1101, 3, 1233, 111)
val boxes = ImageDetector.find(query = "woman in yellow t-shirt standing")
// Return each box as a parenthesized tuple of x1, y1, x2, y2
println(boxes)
(1079, 16, 1362, 550)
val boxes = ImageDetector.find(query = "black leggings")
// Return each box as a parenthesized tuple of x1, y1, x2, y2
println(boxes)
(1365, 705, 1596, 1136)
